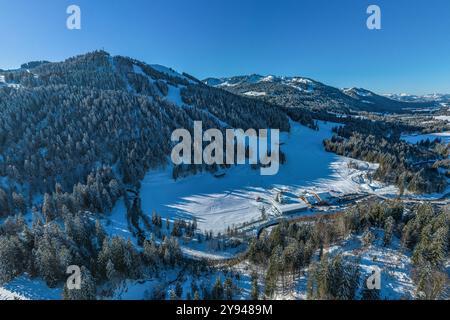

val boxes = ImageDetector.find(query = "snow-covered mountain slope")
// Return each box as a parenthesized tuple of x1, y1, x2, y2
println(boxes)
(0, 51, 289, 130)
(204, 74, 437, 114)
(0, 51, 292, 300)
(0, 288, 27, 300)
(0, 276, 62, 300)
(0, 50, 292, 195)
(342, 87, 374, 98)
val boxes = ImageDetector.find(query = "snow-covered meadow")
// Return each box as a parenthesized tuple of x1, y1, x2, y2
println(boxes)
(402, 131, 450, 144)
(434, 115, 450, 123)
(138, 121, 392, 233)
(0, 275, 62, 300)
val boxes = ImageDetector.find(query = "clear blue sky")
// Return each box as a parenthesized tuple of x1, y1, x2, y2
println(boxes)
(0, 0, 449, 94)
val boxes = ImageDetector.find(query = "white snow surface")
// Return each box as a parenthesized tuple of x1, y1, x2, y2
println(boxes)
(402, 132, 450, 144)
(260, 75, 275, 82)
(166, 85, 184, 106)
(132, 64, 147, 77)
(0, 74, 22, 89)
(434, 115, 450, 123)
(150, 64, 194, 83)
(0, 275, 62, 300)
(0, 288, 28, 300)
(139, 121, 396, 233)
(343, 87, 373, 97)
(243, 91, 267, 97)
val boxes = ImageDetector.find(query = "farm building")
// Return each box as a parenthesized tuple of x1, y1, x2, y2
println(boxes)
(314, 191, 336, 205)
(272, 201, 309, 215)
(300, 190, 339, 206)
(270, 190, 309, 215)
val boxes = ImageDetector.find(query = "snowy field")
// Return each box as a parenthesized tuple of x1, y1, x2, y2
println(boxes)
(434, 115, 450, 123)
(139, 121, 394, 233)
(402, 132, 450, 144)
(0, 275, 62, 300)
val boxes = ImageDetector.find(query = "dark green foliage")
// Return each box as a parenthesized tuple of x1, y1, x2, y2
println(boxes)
(250, 271, 259, 300)
(307, 254, 360, 300)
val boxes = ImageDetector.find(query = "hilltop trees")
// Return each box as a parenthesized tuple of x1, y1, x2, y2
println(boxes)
(250, 271, 259, 300)
(181, 85, 290, 132)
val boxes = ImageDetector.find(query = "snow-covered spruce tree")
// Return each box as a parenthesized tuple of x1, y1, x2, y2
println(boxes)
(360, 275, 381, 300)
(413, 262, 448, 300)
(251, 271, 259, 300)
(0, 235, 27, 284)
(412, 214, 448, 268)
(383, 216, 395, 246)
(211, 277, 224, 300)
(63, 266, 96, 300)
(361, 229, 375, 247)
(307, 254, 360, 300)
(175, 282, 183, 299)
(223, 277, 234, 300)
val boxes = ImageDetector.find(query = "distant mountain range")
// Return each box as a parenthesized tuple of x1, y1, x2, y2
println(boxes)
(382, 93, 450, 104)
(204, 74, 444, 114)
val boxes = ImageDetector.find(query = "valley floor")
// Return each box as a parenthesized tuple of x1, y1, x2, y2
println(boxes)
(138, 121, 398, 234)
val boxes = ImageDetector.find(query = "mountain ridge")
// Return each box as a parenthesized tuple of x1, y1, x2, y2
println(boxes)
(204, 74, 439, 114)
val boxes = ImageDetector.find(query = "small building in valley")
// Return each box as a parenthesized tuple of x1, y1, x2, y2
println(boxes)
(270, 190, 309, 215)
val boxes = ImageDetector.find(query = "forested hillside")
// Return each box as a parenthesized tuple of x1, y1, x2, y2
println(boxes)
(323, 118, 449, 193)
(0, 51, 290, 217)
(0, 51, 448, 300)
(0, 51, 294, 296)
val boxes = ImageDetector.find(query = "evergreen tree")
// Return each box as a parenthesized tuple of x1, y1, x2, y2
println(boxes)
(383, 216, 395, 246)
(193, 290, 200, 300)
(223, 277, 234, 300)
(212, 277, 224, 300)
(250, 271, 259, 300)
(169, 289, 178, 300)
(63, 266, 96, 300)
(175, 281, 183, 299)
